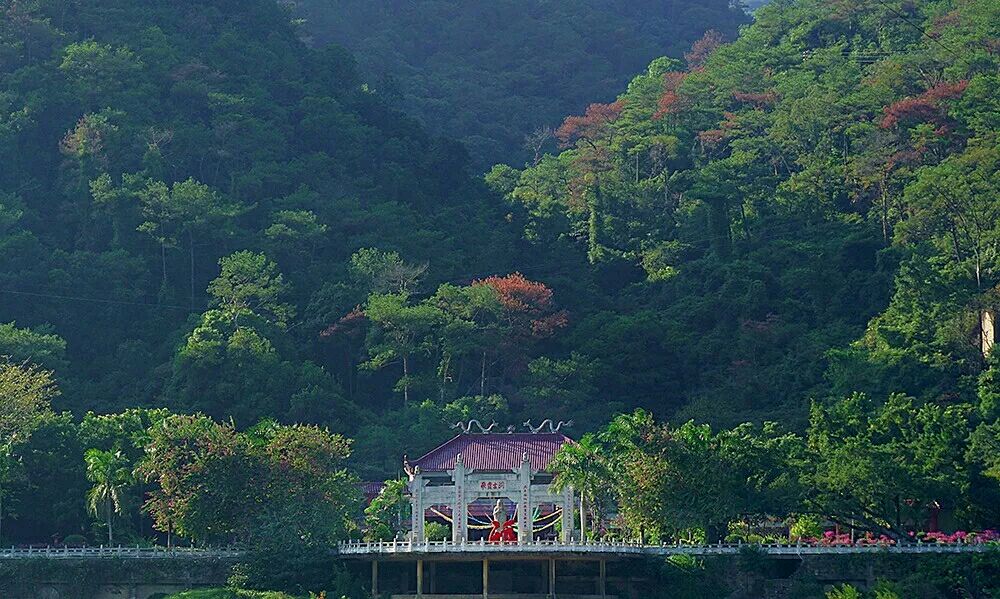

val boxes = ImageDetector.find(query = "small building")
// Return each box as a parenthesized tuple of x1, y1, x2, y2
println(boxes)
(405, 428, 577, 544)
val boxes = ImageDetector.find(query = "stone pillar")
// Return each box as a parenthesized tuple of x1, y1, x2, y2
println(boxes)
(599, 559, 607, 598)
(548, 558, 556, 598)
(518, 452, 533, 545)
(416, 559, 423, 597)
(371, 561, 378, 598)
(453, 453, 467, 543)
(561, 484, 574, 543)
(983, 309, 996, 358)
(410, 471, 424, 542)
(483, 558, 490, 599)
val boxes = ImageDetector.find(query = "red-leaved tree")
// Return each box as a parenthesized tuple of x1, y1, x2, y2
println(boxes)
(684, 30, 725, 71)
(473, 273, 568, 388)
(555, 101, 625, 148)
(654, 72, 689, 120)
(880, 80, 968, 129)
(476, 273, 568, 341)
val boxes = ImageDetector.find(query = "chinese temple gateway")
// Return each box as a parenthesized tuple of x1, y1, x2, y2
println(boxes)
(339, 422, 650, 599)
(406, 428, 576, 544)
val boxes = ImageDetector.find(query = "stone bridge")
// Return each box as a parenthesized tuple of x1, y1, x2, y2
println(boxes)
(0, 542, 993, 599)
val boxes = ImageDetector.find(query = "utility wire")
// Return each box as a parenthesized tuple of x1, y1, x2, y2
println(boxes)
(866, 0, 963, 60)
(0, 288, 191, 311)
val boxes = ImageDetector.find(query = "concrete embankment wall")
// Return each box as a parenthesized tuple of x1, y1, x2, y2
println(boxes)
(0, 557, 234, 599)
(2, 551, 997, 598)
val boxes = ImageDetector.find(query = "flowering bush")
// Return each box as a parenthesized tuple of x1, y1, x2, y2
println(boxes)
(790, 529, 999, 547)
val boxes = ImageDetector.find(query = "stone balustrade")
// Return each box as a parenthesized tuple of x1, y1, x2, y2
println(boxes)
(336, 538, 996, 557)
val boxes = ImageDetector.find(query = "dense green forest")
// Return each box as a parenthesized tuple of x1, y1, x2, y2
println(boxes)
(288, 0, 750, 169)
(1, 0, 1000, 593)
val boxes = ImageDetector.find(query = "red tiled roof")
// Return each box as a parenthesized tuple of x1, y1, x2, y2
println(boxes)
(411, 433, 572, 472)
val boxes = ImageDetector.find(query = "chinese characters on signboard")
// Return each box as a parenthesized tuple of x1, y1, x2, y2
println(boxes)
(479, 480, 506, 491)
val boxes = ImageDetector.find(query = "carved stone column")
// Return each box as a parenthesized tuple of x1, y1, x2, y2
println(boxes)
(561, 483, 574, 543)
(453, 453, 467, 543)
(518, 452, 533, 544)
(410, 470, 424, 542)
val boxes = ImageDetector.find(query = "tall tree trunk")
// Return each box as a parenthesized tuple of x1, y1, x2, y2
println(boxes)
(894, 495, 901, 532)
(480, 351, 487, 396)
(161, 242, 168, 290)
(587, 187, 602, 263)
(188, 230, 196, 310)
(707, 195, 732, 259)
(880, 177, 889, 243)
(402, 354, 410, 405)
(345, 348, 354, 400)
(106, 495, 113, 544)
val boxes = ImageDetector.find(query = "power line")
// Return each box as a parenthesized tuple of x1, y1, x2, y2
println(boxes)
(866, 0, 963, 60)
(0, 289, 191, 311)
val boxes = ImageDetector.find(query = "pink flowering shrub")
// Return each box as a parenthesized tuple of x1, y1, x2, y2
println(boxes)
(790, 529, 999, 547)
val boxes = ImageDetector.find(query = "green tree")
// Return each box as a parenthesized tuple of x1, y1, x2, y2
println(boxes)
(139, 415, 358, 548)
(136, 178, 244, 307)
(208, 251, 293, 327)
(550, 433, 612, 539)
(0, 361, 57, 541)
(897, 138, 1000, 290)
(84, 448, 132, 544)
(430, 282, 503, 398)
(363, 477, 410, 541)
(137, 414, 241, 544)
(0, 322, 67, 372)
(802, 393, 970, 538)
(350, 248, 427, 294)
(362, 292, 442, 405)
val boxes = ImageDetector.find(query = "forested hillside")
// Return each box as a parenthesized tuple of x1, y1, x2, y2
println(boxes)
(1, 0, 999, 563)
(491, 0, 1000, 427)
(290, 0, 749, 169)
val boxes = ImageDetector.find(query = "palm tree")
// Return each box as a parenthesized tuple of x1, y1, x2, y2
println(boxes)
(550, 434, 610, 540)
(84, 448, 131, 544)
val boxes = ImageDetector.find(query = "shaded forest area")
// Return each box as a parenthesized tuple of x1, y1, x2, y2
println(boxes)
(288, 0, 750, 169)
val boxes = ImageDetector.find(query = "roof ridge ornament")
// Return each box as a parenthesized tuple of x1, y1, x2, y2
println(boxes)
(523, 419, 574, 434)
(451, 419, 498, 434)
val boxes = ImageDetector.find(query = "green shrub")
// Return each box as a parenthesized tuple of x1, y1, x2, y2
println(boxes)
(826, 584, 862, 599)
(789, 515, 823, 541)
(424, 521, 450, 542)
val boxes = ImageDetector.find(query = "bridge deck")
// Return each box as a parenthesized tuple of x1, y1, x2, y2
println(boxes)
(0, 540, 992, 561)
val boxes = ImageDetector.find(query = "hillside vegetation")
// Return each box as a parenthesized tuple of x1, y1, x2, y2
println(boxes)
(0, 0, 998, 578)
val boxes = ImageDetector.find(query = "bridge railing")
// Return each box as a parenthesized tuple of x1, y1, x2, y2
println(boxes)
(0, 545, 243, 559)
(336, 538, 997, 556)
(2, 540, 993, 560)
